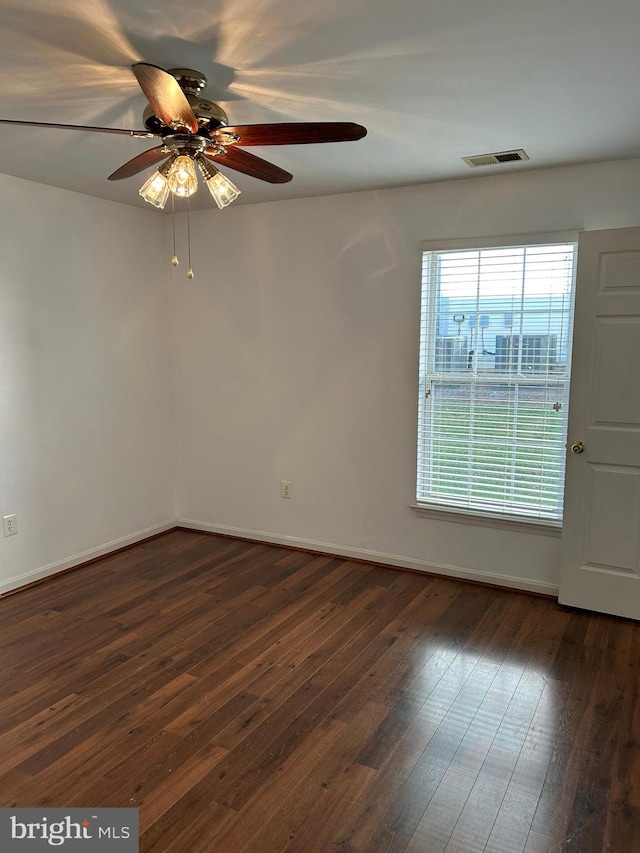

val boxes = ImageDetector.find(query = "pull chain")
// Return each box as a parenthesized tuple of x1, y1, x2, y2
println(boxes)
(186, 196, 194, 279)
(171, 193, 179, 267)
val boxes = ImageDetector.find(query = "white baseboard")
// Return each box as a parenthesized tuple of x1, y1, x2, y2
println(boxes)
(176, 518, 559, 597)
(1, 518, 559, 598)
(0, 521, 176, 596)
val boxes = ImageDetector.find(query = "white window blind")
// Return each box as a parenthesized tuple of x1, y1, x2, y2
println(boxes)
(417, 240, 577, 525)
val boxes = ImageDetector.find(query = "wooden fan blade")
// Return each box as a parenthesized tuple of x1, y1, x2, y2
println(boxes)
(205, 147, 292, 183)
(108, 146, 168, 181)
(212, 122, 367, 146)
(132, 63, 198, 133)
(0, 118, 155, 137)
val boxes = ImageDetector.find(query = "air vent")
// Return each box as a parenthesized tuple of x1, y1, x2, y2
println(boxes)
(463, 149, 529, 168)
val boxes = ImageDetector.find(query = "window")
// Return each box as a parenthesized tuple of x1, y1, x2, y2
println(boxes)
(416, 235, 578, 526)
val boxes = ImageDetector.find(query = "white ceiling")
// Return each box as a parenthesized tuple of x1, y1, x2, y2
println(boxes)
(1, 0, 639, 211)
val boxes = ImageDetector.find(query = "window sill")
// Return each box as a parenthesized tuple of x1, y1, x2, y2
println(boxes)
(410, 503, 562, 537)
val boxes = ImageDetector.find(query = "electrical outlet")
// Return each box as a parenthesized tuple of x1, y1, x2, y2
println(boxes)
(3, 514, 17, 537)
(281, 480, 292, 499)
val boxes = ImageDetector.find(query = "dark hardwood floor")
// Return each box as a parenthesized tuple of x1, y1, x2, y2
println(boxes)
(1, 530, 638, 852)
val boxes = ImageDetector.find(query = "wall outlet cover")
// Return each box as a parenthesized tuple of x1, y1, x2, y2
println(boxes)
(3, 514, 17, 537)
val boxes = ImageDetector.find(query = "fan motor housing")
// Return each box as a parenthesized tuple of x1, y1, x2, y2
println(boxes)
(143, 96, 229, 133)
(142, 68, 229, 133)
(167, 68, 207, 94)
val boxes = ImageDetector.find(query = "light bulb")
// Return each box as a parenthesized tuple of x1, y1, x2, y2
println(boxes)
(139, 170, 170, 208)
(187, 268, 194, 279)
(171, 255, 179, 267)
(205, 171, 241, 209)
(167, 155, 198, 198)
(197, 156, 241, 209)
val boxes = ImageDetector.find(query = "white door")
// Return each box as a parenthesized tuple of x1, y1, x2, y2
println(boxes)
(559, 226, 640, 619)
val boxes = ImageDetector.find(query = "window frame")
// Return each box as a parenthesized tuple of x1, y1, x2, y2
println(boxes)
(413, 231, 579, 533)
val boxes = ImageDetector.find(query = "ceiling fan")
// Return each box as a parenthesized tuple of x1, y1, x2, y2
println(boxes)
(0, 62, 368, 210)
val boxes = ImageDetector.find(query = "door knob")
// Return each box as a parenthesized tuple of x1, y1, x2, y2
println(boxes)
(570, 440, 585, 454)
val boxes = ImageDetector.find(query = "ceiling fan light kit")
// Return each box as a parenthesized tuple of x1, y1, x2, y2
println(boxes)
(0, 62, 367, 275)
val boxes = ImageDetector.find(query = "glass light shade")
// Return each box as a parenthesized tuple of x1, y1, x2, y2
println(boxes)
(139, 170, 170, 208)
(167, 155, 198, 198)
(205, 170, 241, 209)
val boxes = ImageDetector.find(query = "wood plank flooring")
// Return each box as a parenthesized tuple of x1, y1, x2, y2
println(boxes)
(1, 529, 638, 852)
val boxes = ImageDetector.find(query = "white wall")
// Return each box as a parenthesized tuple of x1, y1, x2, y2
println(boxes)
(0, 174, 174, 593)
(171, 157, 640, 594)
